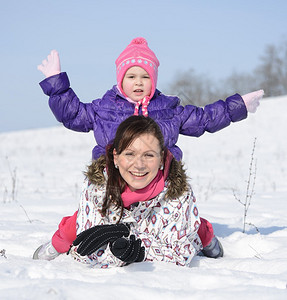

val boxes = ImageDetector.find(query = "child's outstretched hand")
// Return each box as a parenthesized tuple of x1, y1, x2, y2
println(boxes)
(242, 89, 264, 113)
(37, 50, 61, 78)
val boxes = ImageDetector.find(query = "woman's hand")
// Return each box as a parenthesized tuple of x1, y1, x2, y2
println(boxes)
(110, 235, 145, 263)
(73, 223, 130, 256)
(37, 50, 61, 78)
(242, 89, 264, 113)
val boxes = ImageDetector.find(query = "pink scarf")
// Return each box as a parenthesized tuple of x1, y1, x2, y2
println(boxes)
(121, 150, 173, 207)
(133, 96, 150, 117)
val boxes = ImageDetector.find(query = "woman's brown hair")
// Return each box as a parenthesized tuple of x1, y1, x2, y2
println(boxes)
(102, 115, 166, 218)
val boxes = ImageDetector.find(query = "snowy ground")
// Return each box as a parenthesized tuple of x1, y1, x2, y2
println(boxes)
(0, 95, 287, 299)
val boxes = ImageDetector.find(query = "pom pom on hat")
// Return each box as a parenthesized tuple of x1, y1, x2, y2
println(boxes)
(130, 37, 148, 45)
(115, 37, 160, 100)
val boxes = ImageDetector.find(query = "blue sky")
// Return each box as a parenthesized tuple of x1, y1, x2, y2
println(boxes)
(1, 0, 286, 132)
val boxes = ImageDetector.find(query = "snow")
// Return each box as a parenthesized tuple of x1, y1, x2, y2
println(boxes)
(1, 95, 287, 299)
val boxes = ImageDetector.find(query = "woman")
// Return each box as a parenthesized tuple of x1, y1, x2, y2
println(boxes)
(33, 115, 223, 267)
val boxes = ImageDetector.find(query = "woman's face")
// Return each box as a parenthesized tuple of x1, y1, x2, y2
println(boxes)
(113, 133, 163, 191)
(122, 66, 152, 102)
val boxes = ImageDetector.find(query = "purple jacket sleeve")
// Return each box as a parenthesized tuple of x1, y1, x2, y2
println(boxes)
(179, 94, 247, 137)
(39, 72, 94, 132)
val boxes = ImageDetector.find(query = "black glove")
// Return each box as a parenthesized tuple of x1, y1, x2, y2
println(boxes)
(73, 223, 129, 256)
(110, 235, 145, 263)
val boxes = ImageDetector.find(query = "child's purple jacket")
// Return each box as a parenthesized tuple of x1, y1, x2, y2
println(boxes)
(40, 72, 247, 160)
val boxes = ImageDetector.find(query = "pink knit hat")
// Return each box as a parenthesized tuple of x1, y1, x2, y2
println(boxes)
(115, 37, 160, 115)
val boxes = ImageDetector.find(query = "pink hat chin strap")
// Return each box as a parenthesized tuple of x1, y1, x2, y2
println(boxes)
(133, 96, 150, 117)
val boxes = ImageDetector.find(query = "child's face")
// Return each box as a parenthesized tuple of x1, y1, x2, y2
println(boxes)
(122, 66, 152, 102)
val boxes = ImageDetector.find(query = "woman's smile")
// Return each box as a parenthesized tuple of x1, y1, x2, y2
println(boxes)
(129, 171, 149, 177)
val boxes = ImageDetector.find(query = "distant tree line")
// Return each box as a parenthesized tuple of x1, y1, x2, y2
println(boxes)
(167, 40, 287, 106)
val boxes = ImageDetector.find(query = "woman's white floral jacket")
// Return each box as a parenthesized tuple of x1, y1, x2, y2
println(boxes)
(70, 178, 202, 268)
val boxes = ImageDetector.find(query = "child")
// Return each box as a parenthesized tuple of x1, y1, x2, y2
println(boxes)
(38, 37, 264, 161)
